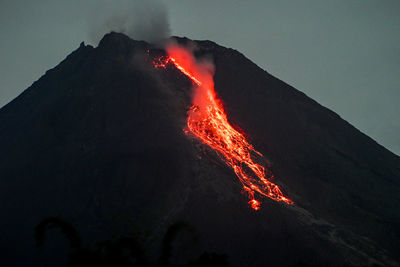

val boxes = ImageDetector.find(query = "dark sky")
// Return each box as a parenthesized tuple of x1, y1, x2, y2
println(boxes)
(1, 0, 399, 155)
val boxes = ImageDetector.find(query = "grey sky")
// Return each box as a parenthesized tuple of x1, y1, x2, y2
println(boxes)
(1, 0, 399, 155)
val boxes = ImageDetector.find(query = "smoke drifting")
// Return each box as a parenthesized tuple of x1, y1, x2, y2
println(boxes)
(88, 0, 170, 45)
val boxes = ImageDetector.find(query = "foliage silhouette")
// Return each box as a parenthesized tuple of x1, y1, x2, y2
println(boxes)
(185, 252, 228, 267)
(35, 217, 228, 267)
(159, 221, 198, 267)
(287, 262, 384, 267)
(35, 216, 82, 249)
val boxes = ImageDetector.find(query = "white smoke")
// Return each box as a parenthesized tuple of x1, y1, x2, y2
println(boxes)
(87, 0, 170, 44)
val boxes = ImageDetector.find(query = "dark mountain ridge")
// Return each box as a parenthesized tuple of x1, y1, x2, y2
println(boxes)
(0, 32, 399, 266)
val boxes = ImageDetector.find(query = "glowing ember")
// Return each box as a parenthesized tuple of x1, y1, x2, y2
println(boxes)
(152, 45, 293, 210)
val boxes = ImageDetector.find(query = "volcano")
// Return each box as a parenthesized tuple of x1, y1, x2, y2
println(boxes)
(0, 32, 399, 266)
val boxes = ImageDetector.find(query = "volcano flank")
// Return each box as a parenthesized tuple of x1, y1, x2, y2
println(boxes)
(0, 32, 399, 266)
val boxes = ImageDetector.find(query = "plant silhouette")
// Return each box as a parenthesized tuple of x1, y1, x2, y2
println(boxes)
(35, 217, 228, 267)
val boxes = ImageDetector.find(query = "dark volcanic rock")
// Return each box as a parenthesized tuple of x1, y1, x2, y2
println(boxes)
(0, 32, 399, 266)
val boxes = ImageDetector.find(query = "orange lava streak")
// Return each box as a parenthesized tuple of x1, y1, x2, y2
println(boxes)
(153, 46, 293, 209)
(154, 57, 202, 86)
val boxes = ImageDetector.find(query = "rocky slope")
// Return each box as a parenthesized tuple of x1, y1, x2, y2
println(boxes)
(0, 32, 399, 266)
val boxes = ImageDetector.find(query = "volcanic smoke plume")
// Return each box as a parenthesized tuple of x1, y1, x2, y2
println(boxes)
(153, 44, 293, 210)
(88, 0, 170, 44)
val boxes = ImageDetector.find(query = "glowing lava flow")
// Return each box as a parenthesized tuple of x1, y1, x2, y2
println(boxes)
(153, 45, 293, 210)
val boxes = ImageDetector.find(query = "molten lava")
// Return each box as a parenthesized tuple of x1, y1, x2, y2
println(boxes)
(153, 45, 293, 210)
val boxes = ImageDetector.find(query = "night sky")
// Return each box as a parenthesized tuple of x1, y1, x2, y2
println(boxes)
(1, 0, 399, 154)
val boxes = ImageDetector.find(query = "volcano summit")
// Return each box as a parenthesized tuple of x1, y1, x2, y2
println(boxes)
(0, 32, 399, 266)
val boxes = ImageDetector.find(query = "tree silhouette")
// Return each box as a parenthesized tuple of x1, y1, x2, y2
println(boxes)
(35, 217, 228, 267)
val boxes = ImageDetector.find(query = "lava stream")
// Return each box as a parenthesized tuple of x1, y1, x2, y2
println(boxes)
(153, 45, 293, 210)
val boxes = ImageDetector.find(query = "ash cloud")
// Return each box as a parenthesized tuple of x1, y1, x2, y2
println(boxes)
(87, 0, 170, 45)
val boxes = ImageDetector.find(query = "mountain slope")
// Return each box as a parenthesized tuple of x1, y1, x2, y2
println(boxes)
(0, 32, 399, 266)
